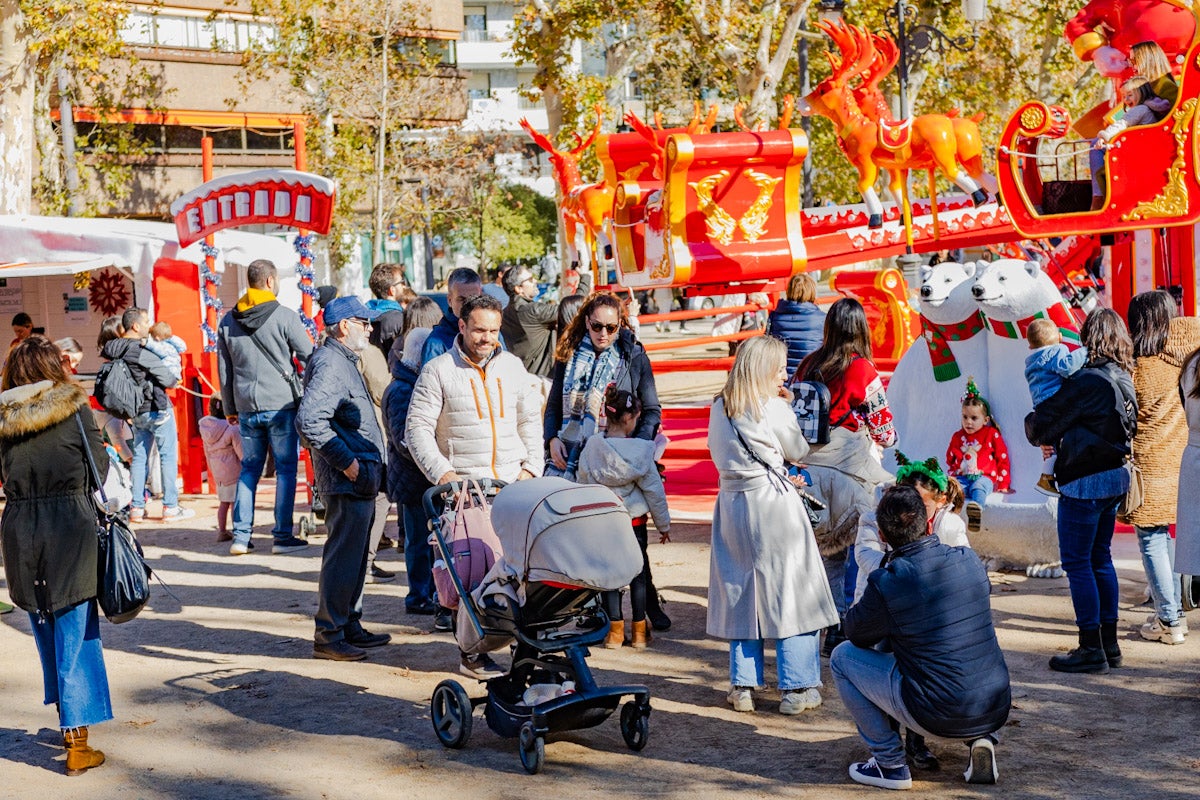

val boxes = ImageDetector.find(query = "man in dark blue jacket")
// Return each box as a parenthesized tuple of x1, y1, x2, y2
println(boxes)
(381, 328, 434, 616)
(421, 267, 483, 366)
(296, 297, 391, 662)
(832, 485, 1011, 790)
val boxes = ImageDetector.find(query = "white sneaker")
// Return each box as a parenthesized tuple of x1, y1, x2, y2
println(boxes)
(1140, 615, 1186, 645)
(727, 687, 754, 712)
(963, 737, 998, 785)
(779, 688, 822, 715)
(162, 506, 196, 521)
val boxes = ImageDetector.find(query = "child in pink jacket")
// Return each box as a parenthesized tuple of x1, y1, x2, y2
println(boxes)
(199, 397, 243, 542)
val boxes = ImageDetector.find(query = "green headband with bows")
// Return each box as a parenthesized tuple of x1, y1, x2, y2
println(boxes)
(894, 451, 949, 494)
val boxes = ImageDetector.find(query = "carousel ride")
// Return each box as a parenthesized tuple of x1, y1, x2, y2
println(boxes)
(517, 6, 1200, 578)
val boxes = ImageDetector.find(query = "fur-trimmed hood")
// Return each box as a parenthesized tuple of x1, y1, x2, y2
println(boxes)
(0, 381, 90, 441)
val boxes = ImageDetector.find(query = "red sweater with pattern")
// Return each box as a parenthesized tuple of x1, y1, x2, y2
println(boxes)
(945, 426, 1011, 492)
(818, 356, 896, 448)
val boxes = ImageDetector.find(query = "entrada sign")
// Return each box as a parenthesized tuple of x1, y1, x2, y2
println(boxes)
(170, 169, 336, 248)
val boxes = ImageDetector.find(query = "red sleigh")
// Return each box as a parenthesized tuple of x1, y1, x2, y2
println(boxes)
(996, 41, 1200, 237)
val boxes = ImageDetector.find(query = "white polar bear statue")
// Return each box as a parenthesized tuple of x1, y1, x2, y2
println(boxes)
(969, 258, 1082, 577)
(885, 260, 989, 476)
(887, 259, 1067, 577)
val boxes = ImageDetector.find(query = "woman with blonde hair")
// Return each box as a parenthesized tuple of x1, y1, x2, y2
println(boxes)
(1130, 40, 1178, 109)
(707, 335, 839, 715)
(0, 336, 112, 774)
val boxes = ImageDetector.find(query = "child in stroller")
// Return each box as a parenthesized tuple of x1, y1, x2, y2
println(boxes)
(425, 476, 653, 774)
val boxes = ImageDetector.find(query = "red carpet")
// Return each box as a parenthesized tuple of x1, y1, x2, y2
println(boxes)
(661, 407, 717, 518)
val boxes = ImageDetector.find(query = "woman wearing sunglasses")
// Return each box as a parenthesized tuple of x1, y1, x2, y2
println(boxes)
(545, 291, 661, 480)
(544, 291, 669, 632)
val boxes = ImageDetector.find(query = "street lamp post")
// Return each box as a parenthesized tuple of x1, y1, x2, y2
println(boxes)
(884, 0, 988, 120)
(797, 0, 852, 207)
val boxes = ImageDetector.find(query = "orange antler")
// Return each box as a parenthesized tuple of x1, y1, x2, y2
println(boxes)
(686, 101, 720, 134)
(778, 94, 795, 129)
(569, 103, 604, 155)
(519, 117, 559, 155)
(625, 111, 658, 143)
(732, 102, 752, 132)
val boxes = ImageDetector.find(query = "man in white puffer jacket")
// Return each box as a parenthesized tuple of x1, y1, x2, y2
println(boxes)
(405, 294, 544, 486)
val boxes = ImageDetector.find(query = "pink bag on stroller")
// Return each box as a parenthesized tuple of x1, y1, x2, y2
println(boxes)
(431, 481, 503, 610)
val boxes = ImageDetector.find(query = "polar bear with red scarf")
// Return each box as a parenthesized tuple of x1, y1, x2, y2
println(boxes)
(888, 258, 1073, 576)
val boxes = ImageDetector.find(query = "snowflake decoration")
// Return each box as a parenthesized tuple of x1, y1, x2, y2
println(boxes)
(88, 269, 131, 317)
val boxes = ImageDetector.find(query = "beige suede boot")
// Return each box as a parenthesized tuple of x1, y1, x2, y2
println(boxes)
(63, 727, 105, 776)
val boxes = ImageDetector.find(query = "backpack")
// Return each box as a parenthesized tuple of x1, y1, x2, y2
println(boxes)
(430, 482, 503, 610)
(790, 359, 859, 445)
(789, 379, 834, 445)
(94, 358, 144, 420)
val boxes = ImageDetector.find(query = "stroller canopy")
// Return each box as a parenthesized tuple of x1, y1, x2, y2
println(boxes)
(491, 477, 643, 592)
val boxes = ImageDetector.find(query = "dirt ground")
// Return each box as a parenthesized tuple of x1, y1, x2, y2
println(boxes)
(1, 484, 1199, 800)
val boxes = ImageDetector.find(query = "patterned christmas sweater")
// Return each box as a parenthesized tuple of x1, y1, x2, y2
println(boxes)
(945, 426, 1011, 492)
(822, 356, 896, 448)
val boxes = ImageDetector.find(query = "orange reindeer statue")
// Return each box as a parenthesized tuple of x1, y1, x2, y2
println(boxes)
(798, 20, 990, 230)
(518, 107, 615, 275)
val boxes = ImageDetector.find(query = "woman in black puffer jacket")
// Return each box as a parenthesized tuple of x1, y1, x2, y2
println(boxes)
(1025, 309, 1137, 675)
(0, 336, 111, 775)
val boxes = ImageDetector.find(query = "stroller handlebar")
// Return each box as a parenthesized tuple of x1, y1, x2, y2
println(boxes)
(421, 478, 508, 520)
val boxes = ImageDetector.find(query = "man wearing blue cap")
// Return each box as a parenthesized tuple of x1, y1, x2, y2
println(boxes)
(296, 296, 392, 661)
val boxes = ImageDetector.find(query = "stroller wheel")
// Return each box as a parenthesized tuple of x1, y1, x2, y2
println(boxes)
(518, 721, 545, 774)
(431, 680, 473, 748)
(298, 516, 314, 539)
(620, 701, 650, 751)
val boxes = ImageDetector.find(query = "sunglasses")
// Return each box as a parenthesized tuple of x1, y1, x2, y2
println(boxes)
(589, 320, 619, 335)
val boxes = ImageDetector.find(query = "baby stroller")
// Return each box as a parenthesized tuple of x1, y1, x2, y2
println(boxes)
(424, 476, 652, 774)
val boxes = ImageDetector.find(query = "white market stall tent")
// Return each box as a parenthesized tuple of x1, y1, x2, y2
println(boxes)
(0, 215, 302, 374)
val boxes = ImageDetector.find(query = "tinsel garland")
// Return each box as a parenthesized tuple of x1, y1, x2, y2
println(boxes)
(294, 234, 317, 339)
(199, 241, 223, 352)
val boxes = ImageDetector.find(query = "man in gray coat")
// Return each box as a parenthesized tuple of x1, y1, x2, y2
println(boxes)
(296, 297, 391, 661)
(500, 266, 558, 380)
(217, 259, 314, 556)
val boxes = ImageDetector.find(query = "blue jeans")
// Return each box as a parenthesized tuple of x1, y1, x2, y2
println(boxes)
(831, 642, 931, 768)
(730, 632, 821, 691)
(1137, 524, 1181, 624)
(29, 600, 113, 729)
(1057, 494, 1122, 630)
(233, 408, 298, 546)
(131, 410, 178, 510)
(402, 500, 434, 609)
(959, 475, 994, 506)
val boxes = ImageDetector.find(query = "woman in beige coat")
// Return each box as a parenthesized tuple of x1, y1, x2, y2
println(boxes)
(707, 336, 839, 716)
(1127, 292, 1199, 644)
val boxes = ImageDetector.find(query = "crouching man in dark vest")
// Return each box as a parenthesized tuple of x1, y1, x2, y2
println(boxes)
(832, 485, 1011, 790)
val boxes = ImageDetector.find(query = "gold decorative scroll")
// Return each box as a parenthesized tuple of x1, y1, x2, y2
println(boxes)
(1126, 98, 1196, 222)
(689, 170, 737, 245)
(740, 170, 782, 242)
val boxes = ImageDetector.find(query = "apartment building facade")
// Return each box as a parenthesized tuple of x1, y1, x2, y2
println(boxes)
(74, 0, 465, 219)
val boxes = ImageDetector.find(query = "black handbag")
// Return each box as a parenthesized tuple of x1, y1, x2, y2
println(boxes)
(76, 414, 152, 623)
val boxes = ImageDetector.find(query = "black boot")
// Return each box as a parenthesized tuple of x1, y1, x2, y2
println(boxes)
(646, 589, 671, 632)
(1100, 621, 1122, 668)
(644, 564, 671, 631)
(905, 729, 940, 771)
(1049, 628, 1109, 674)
